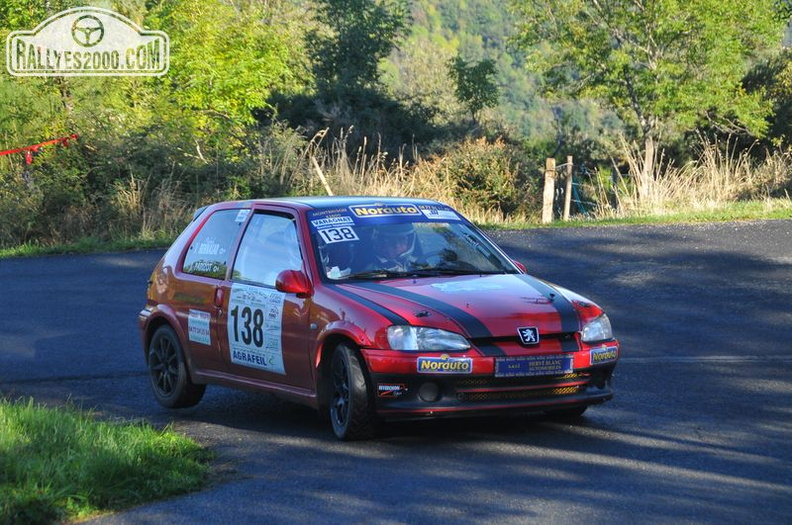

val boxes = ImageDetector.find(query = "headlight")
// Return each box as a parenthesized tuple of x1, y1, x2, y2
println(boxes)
(387, 326, 471, 351)
(581, 314, 613, 343)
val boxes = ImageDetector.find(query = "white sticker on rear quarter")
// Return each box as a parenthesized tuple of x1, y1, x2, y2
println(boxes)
(188, 309, 211, 345)
(227, 283, 286, 374)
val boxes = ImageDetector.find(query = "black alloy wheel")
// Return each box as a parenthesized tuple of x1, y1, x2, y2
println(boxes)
(329, 343, 377, 440)
(148, 325, 206, 408)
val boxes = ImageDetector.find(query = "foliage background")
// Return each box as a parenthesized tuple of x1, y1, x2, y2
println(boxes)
(0, 0, 790, 248)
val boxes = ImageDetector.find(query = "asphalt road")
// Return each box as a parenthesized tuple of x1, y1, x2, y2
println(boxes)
(1, 220, 790, 524)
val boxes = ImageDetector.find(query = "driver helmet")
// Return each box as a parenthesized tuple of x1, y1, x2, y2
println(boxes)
(372, 222, 416, 264)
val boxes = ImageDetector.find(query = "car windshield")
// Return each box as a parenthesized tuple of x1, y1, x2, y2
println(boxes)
(309, 207, 517, 281)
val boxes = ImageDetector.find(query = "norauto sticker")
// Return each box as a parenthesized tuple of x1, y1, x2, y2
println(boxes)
(417, 355, 473, 374)
(590, 345, 619, 365)
(349, 204, 421, 218)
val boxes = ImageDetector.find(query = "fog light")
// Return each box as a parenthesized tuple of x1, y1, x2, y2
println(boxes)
(591, 370, 609, 389)
(418, 382, 441, 402)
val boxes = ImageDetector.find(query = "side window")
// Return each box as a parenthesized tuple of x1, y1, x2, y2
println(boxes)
(183, 209, 245, 279)
(232, 213, 303, 287)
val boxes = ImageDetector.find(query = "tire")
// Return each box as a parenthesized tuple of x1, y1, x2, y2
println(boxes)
(545, 406, 588, 420)
(147, 325, 206, 408)
(329, 344, 377, 440)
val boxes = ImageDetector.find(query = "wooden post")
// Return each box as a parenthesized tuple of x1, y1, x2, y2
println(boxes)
(542, 157, 556, 224)
(563, 155, 573, 221)
(310, 155, 334, 196)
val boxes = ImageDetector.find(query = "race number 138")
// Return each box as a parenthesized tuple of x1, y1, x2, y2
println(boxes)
(230, 305, 265, 347)
(318, 227, 358, 244)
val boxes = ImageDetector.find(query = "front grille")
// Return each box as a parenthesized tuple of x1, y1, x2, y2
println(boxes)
(459, 385, 581, 402)
(454, 373, 589, 403)
(456, 372, 586, 389)
(471, 332, 579, 352)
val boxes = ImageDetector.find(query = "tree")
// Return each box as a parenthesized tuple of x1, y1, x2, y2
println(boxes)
(510, 0, 785, 198)
(310, 0, 411, 92)
(447, 56, 500, 125)
(149, 0, 305, 133)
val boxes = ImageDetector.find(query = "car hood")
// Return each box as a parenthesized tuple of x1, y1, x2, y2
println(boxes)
(336, 273, 590, 341)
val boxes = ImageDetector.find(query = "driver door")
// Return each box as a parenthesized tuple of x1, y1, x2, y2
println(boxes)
(216, 210, 313, 389)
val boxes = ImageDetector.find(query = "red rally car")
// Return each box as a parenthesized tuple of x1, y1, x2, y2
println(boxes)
(138, 197, 620, 440)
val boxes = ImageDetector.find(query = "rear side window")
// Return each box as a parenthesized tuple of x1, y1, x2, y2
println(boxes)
(183, 209, 246, 279)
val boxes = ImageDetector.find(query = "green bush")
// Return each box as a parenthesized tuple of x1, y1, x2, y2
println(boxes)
(434, 137, 538, 216)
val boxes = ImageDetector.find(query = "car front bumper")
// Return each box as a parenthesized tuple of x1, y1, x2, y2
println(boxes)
(362, 349, 618, 420)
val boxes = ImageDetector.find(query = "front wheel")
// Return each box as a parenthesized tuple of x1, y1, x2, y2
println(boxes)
(329, 344, 377, 440)
(147, 325, 206, 408)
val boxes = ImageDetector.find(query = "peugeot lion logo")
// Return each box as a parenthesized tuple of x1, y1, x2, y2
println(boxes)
(517, 326, 539, 345)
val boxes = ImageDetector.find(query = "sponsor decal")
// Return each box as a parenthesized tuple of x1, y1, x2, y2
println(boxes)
(188, 309, 211, 345)
(311, 216, 355, 229)
(349, 203, 421, 218)
(234, 209, 251, 223)
(197, 237, 224, 256)
(495, 355, 574, 378)
(517, 326, 540, 346)
(377, 383, 408, 398)
(227, 283, 286, 374)
(419, 205, 459, 221)
(417, 354, 473, 374)
(6, 6, 169, 77)
(590, 345, 619, 365)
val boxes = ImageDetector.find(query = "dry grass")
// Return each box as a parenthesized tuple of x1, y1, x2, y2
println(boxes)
(110, 175, 191, 239)
(585, 135, 792, 219)
(296, 130, 534, 225)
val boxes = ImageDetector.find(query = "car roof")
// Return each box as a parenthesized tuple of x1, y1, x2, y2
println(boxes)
(264, 196, 444, 209)
(208, 196, 446, 212)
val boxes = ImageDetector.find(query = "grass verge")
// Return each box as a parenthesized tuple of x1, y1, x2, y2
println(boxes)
(0, 236, 175, 259)
(0, 398, 212, 524)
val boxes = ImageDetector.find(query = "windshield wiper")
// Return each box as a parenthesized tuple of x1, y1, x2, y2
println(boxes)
(344, 268, 514, 280)
(407, 268, 486, 276)
(345, 269, 412, 280)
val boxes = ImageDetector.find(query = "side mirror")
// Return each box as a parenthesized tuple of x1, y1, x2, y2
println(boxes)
(513, 260, 527, 273)
(275, 269, 313, 298)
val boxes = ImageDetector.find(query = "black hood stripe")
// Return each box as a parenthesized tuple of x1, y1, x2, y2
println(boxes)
(349, 282, 506, 357)
(331, 285, 409, 325)
(514, 274, 581, 352)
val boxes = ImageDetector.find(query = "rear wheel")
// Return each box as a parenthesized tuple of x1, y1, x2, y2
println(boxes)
(329, 344, 377, 440)
(148, 325, 206, 408)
